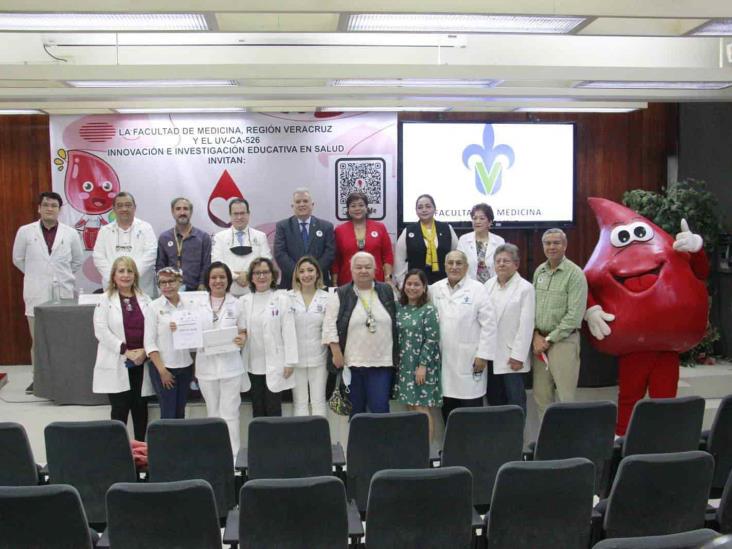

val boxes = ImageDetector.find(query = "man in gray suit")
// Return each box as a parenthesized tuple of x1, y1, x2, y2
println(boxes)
(274, 187, 335, 289)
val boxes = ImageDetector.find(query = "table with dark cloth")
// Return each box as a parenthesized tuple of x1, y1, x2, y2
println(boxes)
(33, 299, 107, 405)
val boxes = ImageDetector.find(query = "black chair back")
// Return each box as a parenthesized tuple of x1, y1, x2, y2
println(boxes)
(604, 450, 714, 538)
(441, 406, 524, 507)
(147, 418, 235, 519)
(709, 395, 732, 492)
(248, 416, 331, 480)
(240, 476, 348, 549)
(365, 467, 473, 549)
(534, 401, 616, 494)
(347, 412, 430, 513)
(486, 458, 595, 549)
(0, 484, 94, 548)
(623, 397, 704, 457)
(593, 528, 721, 549)
(107, 479, 221, 549)
(717, 471, 732, 535)
(0, 421, 39, 486)
(44, 420, 136, 524)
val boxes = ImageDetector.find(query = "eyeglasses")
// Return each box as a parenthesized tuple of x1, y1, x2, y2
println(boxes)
(252, 270, 271, 277)
(158, 279, 179, 287)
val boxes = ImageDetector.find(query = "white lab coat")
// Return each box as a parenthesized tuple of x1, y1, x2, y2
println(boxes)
(92, 291, 154, 396)
(456, 231, 506, 282)
(484, 274, 535, 375)
(12, 221, 83, 316)
(195, 294, 249, 390)
(211, 226, 272, 296)
(430, 276, 497, 399)
(93, 218, 157, 297)
(239, 290, 298, 393)
(282, 289, 329, 368)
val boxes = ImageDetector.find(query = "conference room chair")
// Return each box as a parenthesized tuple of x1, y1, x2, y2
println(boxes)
(440, 406, 524, 514)
(0, 421, 40, 486)
(595, 451, 714, 541)
(365, 466, 474, 549)
(45, 420, 136, 525)
(529, 401, 616, 496)
(223, 476, 349, 549)
(483, 457, 595, 549)
(346, 411, 430, 515)
(99, 479, 222, 549)
(146, 418, 235, 522)
(240, 416, 333, 480)
(701, 394, 732, 498)
(0, 484, 99, 548)
(592, 528, 721, 549)
(707, 471, 732, 534)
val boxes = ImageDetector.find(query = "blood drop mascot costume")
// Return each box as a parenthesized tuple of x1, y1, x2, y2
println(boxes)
(583, 198, 709, 435)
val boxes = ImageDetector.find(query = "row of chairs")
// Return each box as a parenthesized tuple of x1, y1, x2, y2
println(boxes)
(2, 455, 731, 548)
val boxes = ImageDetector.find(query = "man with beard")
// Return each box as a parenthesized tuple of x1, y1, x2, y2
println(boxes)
(156, 197, 212, 291)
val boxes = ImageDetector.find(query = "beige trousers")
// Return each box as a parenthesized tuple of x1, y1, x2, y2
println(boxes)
(531, 331, 580, 422)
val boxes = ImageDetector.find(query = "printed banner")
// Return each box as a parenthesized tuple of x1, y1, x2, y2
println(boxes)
(50, 112, 397, 288)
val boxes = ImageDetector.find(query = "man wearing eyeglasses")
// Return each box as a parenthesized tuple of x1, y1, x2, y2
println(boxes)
(211, 198, 272, 296)
(156, 197, 211, 291)
(93, 191, 157, 296)
(430, 250, 496, 424)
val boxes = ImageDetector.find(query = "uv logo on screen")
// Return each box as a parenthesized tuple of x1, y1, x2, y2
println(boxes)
(462, 124, 515, 196)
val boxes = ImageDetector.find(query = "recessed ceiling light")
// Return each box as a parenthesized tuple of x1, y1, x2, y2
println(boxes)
(68, 80, 237, 88)
(0, 109, 44, 115)
(331, 79, 500, 88)
(575, 81, 732, 90)
(516, 107, 639, 113)
(0, 13, 208, 31)
(318, 106, 448, 112)
(690, 19, 732, 36)
(347, 14, 586, 34)
(115, 108, 246, 114)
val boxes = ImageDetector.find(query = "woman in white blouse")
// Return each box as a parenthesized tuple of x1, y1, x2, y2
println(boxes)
(283, 256, 330, 417)
(457, 203, 505, 283)
(196, 261, 247, 455)
(239, 257, 297, 417)
(143, 267, 194, 419)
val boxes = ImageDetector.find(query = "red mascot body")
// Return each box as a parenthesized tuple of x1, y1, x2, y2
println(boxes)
(583, 198, 709, 434)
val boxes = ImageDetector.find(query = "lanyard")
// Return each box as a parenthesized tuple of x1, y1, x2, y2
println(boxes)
(173, 226, 192, 268)
(356, 287, 377, 333)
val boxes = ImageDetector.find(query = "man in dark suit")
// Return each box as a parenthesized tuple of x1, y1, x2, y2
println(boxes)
(274, 187, 335, 289)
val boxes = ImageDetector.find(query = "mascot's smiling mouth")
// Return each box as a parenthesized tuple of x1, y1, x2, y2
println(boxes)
(613, 264, 663, 293)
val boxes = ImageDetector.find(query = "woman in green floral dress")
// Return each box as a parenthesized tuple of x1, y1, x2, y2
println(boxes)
(395, 268, 442, 441)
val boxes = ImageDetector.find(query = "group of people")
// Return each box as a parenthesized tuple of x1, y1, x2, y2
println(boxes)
(13, 188, 588, 448)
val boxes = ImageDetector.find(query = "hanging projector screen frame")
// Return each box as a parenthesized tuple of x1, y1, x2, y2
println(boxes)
(398, 120, 577, 230)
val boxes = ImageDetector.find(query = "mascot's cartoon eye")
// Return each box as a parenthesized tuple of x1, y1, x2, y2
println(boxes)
(610, 226, 633, 247)
(101, 181, 113, 192)
(630, 222, 654, 242)
(82, 181, 94, 192)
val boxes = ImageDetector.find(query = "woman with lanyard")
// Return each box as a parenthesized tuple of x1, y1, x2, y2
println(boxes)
(195, 261, 247, 455)
(282, 256, 330, 417)
(457, 203, 506, 283)
(394, 194, 458, 286)
(331, 191, 394, 286)
(92, 256, 153, 442)
(239, 257, 297, 417)
(143, 267, 195, 419)
(323, 251, 398, 415)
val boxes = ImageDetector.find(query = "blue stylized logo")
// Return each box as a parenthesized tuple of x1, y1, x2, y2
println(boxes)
(462, 124, 515, 195)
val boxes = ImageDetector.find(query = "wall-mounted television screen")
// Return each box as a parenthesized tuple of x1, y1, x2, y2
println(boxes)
(399, 121, 575, 229)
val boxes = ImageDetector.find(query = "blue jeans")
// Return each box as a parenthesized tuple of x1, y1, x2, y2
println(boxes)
(148, 364, 193, 419)
(348, 367, 393, 417)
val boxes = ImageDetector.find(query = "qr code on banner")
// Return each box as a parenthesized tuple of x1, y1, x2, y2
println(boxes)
(335, 157, 386, 220)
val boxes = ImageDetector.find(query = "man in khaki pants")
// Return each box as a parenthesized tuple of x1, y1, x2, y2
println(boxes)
(531, 228, 588, 421)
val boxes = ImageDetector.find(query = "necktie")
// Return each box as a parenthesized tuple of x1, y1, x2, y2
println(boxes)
(300, 222, 309, 249)
(236, 230, 244, 245)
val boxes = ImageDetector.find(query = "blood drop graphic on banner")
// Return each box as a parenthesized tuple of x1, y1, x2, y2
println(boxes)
(207, 169, 244, 227)
(56, 149, 120, 250)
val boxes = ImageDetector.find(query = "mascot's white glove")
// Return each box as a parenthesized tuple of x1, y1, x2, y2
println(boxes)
(584, 305, 615, 341)
(672, 218, 703, 253)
